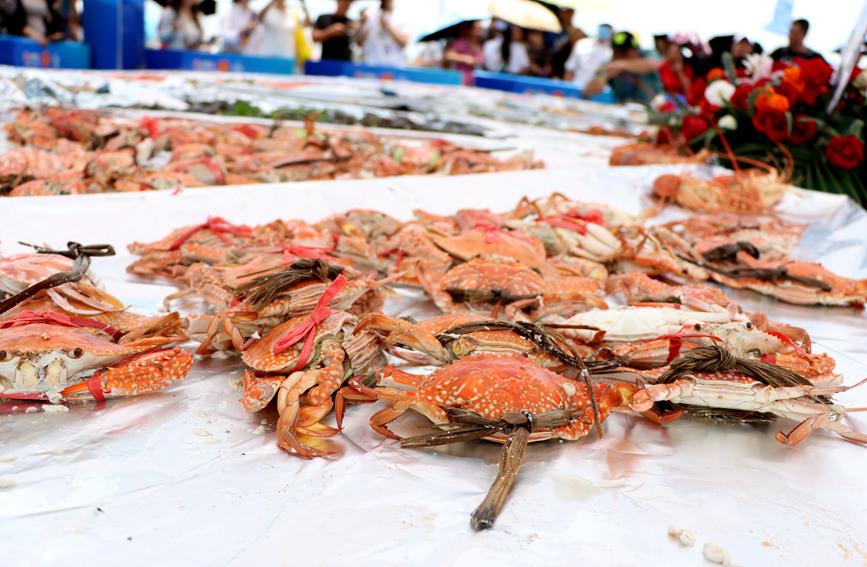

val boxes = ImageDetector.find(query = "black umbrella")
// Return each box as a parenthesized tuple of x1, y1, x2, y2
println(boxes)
(149, 0, 216, 16)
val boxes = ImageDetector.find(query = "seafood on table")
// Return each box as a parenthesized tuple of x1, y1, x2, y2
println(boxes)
(337, 353, 636, 529)
(0, 312, 192, 402)
(1, 243, 188, 345)
(0, 107, 543, 196)
(238, 287, 387, 458)
(123, 194, 866, 452)
(609, 142, 711, 166)
(0, 242, 192, 403)
(621, 346, 866, 447)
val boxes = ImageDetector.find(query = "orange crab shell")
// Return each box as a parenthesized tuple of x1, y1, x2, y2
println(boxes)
(0, 323, 192, 400)
(372, 354, 633, 442)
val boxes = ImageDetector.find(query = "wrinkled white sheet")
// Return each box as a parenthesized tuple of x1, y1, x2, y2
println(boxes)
(1, 162, 866, 567)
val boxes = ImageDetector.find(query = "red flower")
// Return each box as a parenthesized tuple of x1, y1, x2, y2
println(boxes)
(800, 86, 824, 106)
(686, 78, 707, 107)
(772, 61, 788, 73)
(776, 80, 801, 106)
(798, 58, 833, 88)
(706, 68, 725, 82)
(730, 84, 753, 110)
(752, 108, 789, 143)
(825, 135, 865, 170)
(660, 101, 677, 113)
(788, 116, 817, 145)
(681, 115, 709, 141)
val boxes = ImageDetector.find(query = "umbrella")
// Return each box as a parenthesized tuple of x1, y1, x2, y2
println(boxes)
(149, 0, 216, 16)
(533, 0, 616, 11)
(488, 0, 562, 33)
(415, 6, 492, 43)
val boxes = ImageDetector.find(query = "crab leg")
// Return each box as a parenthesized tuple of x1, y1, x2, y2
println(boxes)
(272, 341, 346, 458)
(471, 426, 530, 530)
(296, 342, 347, 436)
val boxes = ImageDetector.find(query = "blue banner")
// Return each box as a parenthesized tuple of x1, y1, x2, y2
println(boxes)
(0, 37, 90, 69)
(145, 49, 296, 75)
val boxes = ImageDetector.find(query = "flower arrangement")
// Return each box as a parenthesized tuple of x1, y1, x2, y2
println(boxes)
(650, 53, 867, 206)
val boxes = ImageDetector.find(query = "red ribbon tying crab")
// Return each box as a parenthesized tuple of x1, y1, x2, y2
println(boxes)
(0, 310, 124, 341)
(655, 333, 729, 365)
(272, 275, 348, 371)
(169, 216, 253, 251)
(535, 215, 588, 235)
(272, 244, 336, 263)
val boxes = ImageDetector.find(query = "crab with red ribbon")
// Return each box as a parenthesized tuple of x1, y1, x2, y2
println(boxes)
(237, 274, 387, 458)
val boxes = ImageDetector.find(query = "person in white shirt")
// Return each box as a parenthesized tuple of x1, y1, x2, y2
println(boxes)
(483, 24, 529, 75)
(564, 23, 613, 87)
(158, 0, 204, 50)
(356, 0, 408, 67)
(222, 0, 256, 53)
(256, 0, 308, 58)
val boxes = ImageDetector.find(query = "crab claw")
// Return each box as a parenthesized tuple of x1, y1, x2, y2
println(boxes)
(334, 376, 378, 430)
(622, 388, 684, 423)
(60, 347, 193, 401)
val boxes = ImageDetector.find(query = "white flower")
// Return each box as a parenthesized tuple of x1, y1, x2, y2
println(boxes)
(718, 115, 737, 130)
(704, 80, 736, 107)
(652, 94, 669, 111)
(743, 53, 774, 82)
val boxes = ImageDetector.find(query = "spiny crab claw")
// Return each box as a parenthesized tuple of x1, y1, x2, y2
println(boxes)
(58, 347, 193, 401)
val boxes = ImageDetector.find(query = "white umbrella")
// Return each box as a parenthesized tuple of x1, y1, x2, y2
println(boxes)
(488, 0, 563, 32)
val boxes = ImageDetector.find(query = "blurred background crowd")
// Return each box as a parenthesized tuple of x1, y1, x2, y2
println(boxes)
(1, 0, 863, 104)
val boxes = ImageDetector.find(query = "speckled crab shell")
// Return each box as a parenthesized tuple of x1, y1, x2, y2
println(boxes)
(241, 310, 357, 373)
(380, 353, 629, 442)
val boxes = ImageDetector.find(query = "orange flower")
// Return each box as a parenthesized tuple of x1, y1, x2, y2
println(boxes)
(706, 68, 726, 82)
(783, 66, 805, 88)
(754, 91, 790, 113)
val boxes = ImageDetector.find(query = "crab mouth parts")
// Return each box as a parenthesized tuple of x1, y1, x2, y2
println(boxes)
(14, 359, 70, 389)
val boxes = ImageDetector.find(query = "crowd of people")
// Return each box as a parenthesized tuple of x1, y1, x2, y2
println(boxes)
(1, 0, 833, 107)
(580, 18, 828, 104)
(0, 0, 80, 46)
(155, 0, 409, 64)
(424, 12, 829, 101)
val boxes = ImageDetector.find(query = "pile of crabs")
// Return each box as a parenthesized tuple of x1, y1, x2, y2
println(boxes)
(0, 107, 542, 196)
(2, 188, 865, 529)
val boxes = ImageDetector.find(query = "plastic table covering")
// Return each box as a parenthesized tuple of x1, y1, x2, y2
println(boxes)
(1, 164, 866, 567)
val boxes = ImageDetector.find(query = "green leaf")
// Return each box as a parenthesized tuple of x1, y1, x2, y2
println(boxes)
(393, 147, 404, 163)
(846, 119, 864, 139)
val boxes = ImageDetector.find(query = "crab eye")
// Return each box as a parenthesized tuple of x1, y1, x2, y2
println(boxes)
(745, 321, 753, 329)
(0, 350, 7, 361)
(68, 348, 83, 359)
(693, 323, 701, 331)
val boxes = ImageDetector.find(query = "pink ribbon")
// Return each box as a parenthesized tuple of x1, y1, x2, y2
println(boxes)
(272, 275, 348, 371)
(271, 244, 336, 263)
